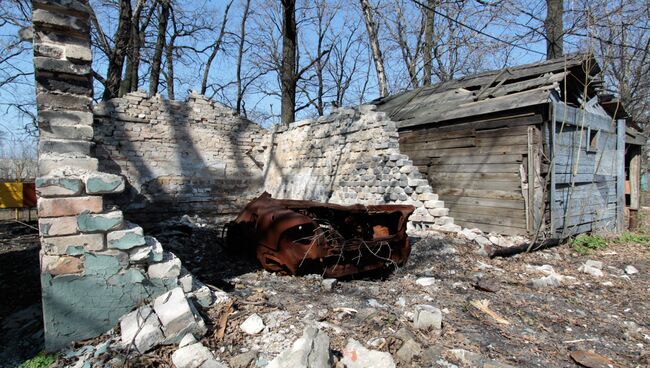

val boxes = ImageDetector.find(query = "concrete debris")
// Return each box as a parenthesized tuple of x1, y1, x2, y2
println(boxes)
(341, 338, 396, 368)
(179, 333, 197, 348)
(153, 287, 207, 344)
(267, 326, 332, 368)
(625, 265, 639, 275)
(120, 306, 164, 353)
(240, 313, 265, 335)
(230, 351, 259, 368)
(530, 273, 564, 288)
(585, 260, 604, 270)
(413, 304, 443, 330)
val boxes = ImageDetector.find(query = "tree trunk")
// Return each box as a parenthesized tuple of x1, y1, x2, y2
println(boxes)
(165, 34, 175, 100)
(280, 0, 297, 125)
(120, 4, 144, 96)
(236, 0, 251, 115)
(360, 0, 388, 97)
(102, 0, 132, 101)
(200, 0, 233, 95)
(545, 0, 563, 59)
(149, 0, 170, 96)
(423, 0, 435, 86)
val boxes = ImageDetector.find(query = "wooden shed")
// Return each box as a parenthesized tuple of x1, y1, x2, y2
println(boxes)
(374, 54, 629, 237)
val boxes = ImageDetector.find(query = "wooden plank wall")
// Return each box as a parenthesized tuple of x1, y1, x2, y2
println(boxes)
(551, 122, 619, 236)
(399, 123, 539, 235)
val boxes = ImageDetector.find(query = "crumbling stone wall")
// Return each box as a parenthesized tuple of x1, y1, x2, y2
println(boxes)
(33, 0, 203, 351)
(93, 93, 266, 225)
(262, 106, 459, 233)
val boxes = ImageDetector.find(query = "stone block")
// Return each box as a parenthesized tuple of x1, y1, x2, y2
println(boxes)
(39, 139, 93, 155)
(34, 43, 64, 59)
(34, 57, 91, 75)
(417, 193, 438, 201)
(36, 92, 91, 111)
(342, 338, 395, 368)
(434, 216, 454, 226)
(153, 287, 206, 343)
(84, 172, 125, 194)
(148, 252, 182, 279)
(39, 122, 93, 141)
(32, 9, 88, 33)
(38, 110, 93, 126)
(46, 256, 83, 276)
(38, 196, 102, 217)
(77, 210, 123, 232)
(39, 155, 98, 175)
(267, 326, 332, 368)
(428, 208, 449, 217)
(107, 223, 145, 249)
(35, 177, 83, 197)
(424, 200, 445, 209)
(120, 306, 165, 354)
(42, 233, 105, 254)
(65, 44, 92, 62)
(39, 216, 78, 237)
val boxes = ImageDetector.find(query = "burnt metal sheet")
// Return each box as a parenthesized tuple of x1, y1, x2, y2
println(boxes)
(226, 192, 414, 278)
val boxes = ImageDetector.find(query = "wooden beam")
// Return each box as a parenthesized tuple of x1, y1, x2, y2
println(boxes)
(630, 145, 641, 210)
(553, 102, 615, 133)
(616, 119, 625, 231)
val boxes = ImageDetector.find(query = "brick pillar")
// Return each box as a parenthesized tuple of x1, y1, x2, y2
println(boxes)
(32, 0, 177, 351)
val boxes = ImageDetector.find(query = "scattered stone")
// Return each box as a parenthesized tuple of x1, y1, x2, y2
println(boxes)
(267, 326, 332, 368)
(451, 349, 516, 368)
(585, 260, 604, 270)
(415, 277, 437, 287)
(171, 342, 216, 368)
(240, 313, 265, 335)
(120, 306, 164, 353)
(579, 263, 604, 277)
(396, 338, 422, 363)
(322, 278, 338, 291)
(342, 338, 395, 368)
(230, 351, 259, 368)
(474, 278, 500, 293)
(190, 286, 214, 308)
(529, 274, 564, 288)
(625, 265, 639, 275)
(413, 304, 442, 330)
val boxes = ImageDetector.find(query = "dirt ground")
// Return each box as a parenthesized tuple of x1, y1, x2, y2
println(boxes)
(2, 217, 649, 367)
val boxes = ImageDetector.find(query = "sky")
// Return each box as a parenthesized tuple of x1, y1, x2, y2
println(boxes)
(0, 0, 555, 151)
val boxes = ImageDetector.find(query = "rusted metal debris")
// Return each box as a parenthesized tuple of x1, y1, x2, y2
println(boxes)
(226, 192, 414, 278)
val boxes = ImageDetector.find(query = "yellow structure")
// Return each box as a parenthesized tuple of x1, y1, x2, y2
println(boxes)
(0, 182, 24, 208)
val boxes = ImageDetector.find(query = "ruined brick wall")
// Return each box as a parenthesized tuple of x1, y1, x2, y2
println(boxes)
(93, 93, 267, 226)
(262, 106, 459, 233)
(33, 0, 203, 351)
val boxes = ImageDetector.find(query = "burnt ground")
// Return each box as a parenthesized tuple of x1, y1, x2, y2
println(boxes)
(0, 220, 44, 367)
(2, 216, 649, 367)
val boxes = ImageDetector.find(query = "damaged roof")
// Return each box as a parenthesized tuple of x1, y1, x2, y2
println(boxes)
(374, 53, 603, 129)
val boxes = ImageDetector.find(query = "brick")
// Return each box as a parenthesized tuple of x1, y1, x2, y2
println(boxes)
(34, 57, 91, 75)
(34, 43, 64, 59)
(46, 256, 84, 276)
(39, 139, 93, 155)
(77, 210, 123, 232)
(107, 223, 145, 250)
(39, 216, 78, 237)
(38, 196, 102, 217)
(417, 193, 438, 201)
(36, 177, 83, 197)
(33, 0, 90, 14)
(42, 233, 105, 254)
(84, 173, 125, 194)
(36, 73, 92, 96)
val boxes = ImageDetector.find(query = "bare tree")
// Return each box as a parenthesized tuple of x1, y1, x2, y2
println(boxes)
(102, 0, 133, 100)
(360, 0, 388, 97)
(200, 0, 233, 95)
(236, 0, 252, 114)
(280, 0, 297, 125)
(422, 0, 435, 85)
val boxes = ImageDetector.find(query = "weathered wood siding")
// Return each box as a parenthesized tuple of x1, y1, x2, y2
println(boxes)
(549, 105, 620, 236)
(399, 122, 539, 235)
